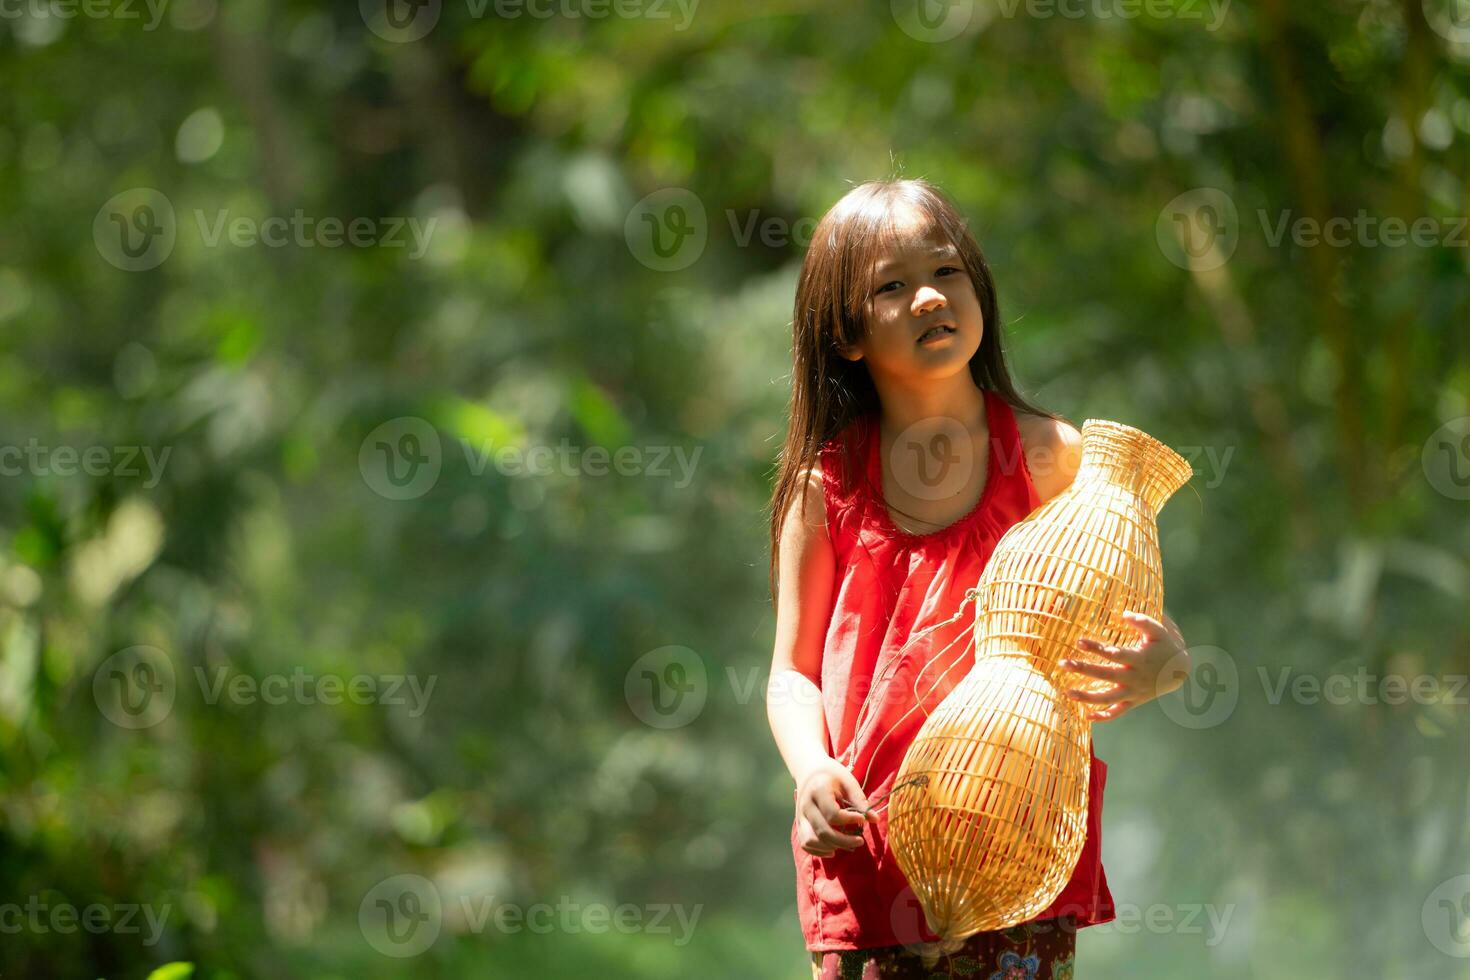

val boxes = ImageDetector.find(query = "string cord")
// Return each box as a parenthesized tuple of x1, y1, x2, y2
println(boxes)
(853, 587, 982, 794)
(858, 773, 929, 816)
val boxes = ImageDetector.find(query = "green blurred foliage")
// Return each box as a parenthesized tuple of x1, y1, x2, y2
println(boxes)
(0, 0, 1468, 977)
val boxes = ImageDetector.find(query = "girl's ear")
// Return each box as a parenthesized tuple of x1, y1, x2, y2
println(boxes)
(835, 338, 864, 362)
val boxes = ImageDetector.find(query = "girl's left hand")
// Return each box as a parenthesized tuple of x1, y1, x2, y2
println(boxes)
(1061, 611, 1189, 723)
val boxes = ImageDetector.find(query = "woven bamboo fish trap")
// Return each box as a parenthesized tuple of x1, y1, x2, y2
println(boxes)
(886, 419, 1193, 952)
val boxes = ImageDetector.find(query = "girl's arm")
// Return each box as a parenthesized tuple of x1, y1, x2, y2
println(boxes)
(768, 465, 875, 856)
(1016, 412, 1083, 504)
(767, 466, 838, 788)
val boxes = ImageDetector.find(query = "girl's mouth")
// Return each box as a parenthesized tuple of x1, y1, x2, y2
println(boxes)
(917, 324, 956, 344)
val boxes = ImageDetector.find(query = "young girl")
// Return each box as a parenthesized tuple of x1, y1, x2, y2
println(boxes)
(766, 178, 1191, 979)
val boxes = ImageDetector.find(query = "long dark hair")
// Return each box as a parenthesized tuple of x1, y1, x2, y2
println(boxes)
(767, 177, 1061, 608)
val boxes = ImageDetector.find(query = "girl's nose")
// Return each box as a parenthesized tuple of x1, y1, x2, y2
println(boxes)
(913, 286, 946, 315)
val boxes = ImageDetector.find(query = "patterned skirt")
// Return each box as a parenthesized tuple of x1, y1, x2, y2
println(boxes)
(809, 915, 1076, 980)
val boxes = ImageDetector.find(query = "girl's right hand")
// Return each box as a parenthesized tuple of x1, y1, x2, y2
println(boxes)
(795, 758, 878, 857)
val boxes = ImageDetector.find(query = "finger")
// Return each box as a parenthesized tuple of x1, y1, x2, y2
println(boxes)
(806, 809, 864, 849)
(1157, 652, 1193, 694)
(823, 802, 864, 825)
(1085, 700, 1133, 723)
(1075, 638, 1139, 665)
(1121, 611, 1167, 642)
(819, 792, 868, 826)
(1065, 686, 1125, 704)
(801, 799, 830, 832)
(834, 770, 872, 815)
(798, 817, 833, 857)
(800, 831, 835, 858)
(817, 827, 866, 849)
(1059, 657, 1130, 679)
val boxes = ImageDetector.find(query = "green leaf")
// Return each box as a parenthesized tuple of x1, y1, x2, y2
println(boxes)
(145, 964, 195, 980)
(568, 375, 631, 449)
(427, 395, 525, 453)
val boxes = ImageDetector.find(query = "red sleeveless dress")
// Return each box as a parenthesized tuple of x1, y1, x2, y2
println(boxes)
(792, 388, 1115, 952)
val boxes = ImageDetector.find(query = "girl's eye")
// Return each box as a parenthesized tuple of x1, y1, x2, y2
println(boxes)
(875, 266, 960, 295)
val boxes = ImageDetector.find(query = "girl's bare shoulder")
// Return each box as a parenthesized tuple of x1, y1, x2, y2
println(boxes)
(782, 463, 829, 539)
(1013, 411, 1082, 503)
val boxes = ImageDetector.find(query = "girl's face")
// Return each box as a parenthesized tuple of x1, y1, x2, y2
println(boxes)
(839, 206, 984, 380)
